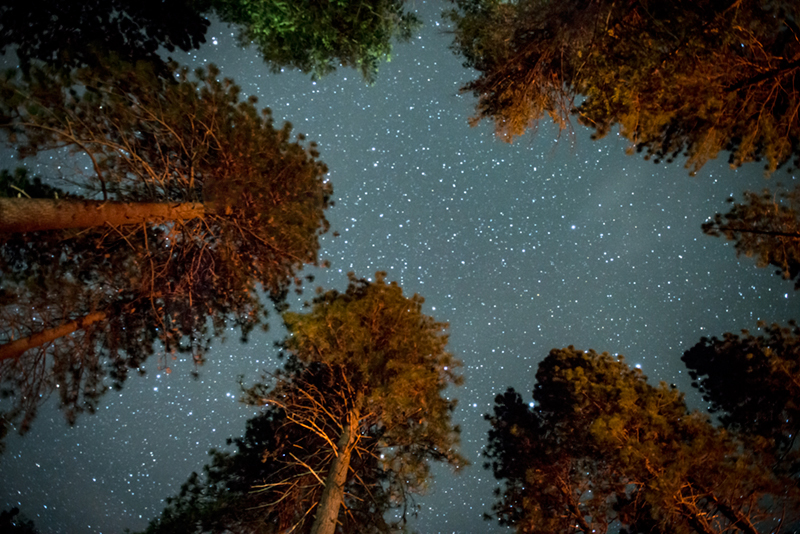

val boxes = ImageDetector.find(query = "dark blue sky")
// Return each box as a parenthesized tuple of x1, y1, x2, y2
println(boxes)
(1, 2, 797, 532)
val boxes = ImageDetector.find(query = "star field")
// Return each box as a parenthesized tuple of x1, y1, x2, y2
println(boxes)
(1, 2, 797, 532)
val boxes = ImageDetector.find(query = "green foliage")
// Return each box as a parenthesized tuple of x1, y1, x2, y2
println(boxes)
(485, 346, 798, 534)
(703, 186, 800, 287)
(211, 0, 421, 83)
(0, 0, 419, 84)
(683, 321, 800, 476)
(447, 0, 800, 174)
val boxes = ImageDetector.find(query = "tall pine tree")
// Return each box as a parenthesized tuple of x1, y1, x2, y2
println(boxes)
(0, 60, 331, 445)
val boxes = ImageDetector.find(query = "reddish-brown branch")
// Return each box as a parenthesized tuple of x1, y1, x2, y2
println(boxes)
(0, 310, 108, 361)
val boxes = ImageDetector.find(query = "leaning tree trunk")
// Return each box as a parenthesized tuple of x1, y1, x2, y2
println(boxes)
(0, 198, 206, 234)
(0, 310, 108, 362)
(310, 407, 361, 534)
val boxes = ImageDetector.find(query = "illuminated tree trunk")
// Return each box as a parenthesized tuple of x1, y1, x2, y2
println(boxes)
(310, 406, 360, 534)
(0, 310, 107, 361)
(0, 198, 207, 234)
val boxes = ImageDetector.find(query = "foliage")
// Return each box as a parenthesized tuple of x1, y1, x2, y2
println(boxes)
(0, 508, 39, 534)
(142, 364, 404, 534)
(0, 0, 418, 84)
(0, 60, 331, 446)
(0, 168, 68, 199)
(485, 346, 798, 534)
(242, 272, 465, 533)
(0, 0, 208, 74)
(446, 0, 800, 175)
(703, 186, 800, 287)
(0, 56, 332, 328)
(210, 0, 421, 83)
(0, 169, 155, 448)
(144, 273, 464, 533)
(683, 321, 800, 477)
(0, 226, 161, 449)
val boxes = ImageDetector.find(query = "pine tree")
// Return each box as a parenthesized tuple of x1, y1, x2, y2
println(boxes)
(447, 0, 800, 175)
(210, 0, 422, 84)
(241, 272, 466, 534)
(142, 364, 405, 534)
(0, 0, 421, 83)
(0, 60, 331, 446)
(485, 346, 799, 534)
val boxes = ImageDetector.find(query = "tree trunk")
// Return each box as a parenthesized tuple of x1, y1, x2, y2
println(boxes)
(714, 225, 800, 240)
(310, 407, 360, 534)
(0, 198, 206, 234)
(0, 310, 107, 362)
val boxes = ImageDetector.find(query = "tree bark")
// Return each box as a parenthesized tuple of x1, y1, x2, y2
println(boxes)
(310, 407, 360, 534)
(0, 310, 108, 362)
(710, 225, 800, 240)
(0, 198, 206, 234)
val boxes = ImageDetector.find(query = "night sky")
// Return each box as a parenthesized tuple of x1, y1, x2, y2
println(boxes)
(1, 2, 798, 533)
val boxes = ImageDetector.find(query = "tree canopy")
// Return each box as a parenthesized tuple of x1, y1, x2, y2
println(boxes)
(0, 60, 332, 445)
(683, 321, 800, 477)
(447, 0, 800, 175)
(0, 0, 208, 74)
(485, 346, 798, 534)
(145, 272, 466, 534)
(210, 0, 421, 84)
(703, 185, 800, 287)
(0, 0, 421, 83)
(141, 364, 406, 534)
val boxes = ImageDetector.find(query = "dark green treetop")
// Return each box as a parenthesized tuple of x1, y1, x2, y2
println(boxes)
(447, 0, 800, 175)
(210, 0, 421, 83)
(485, 346, 798, 534)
